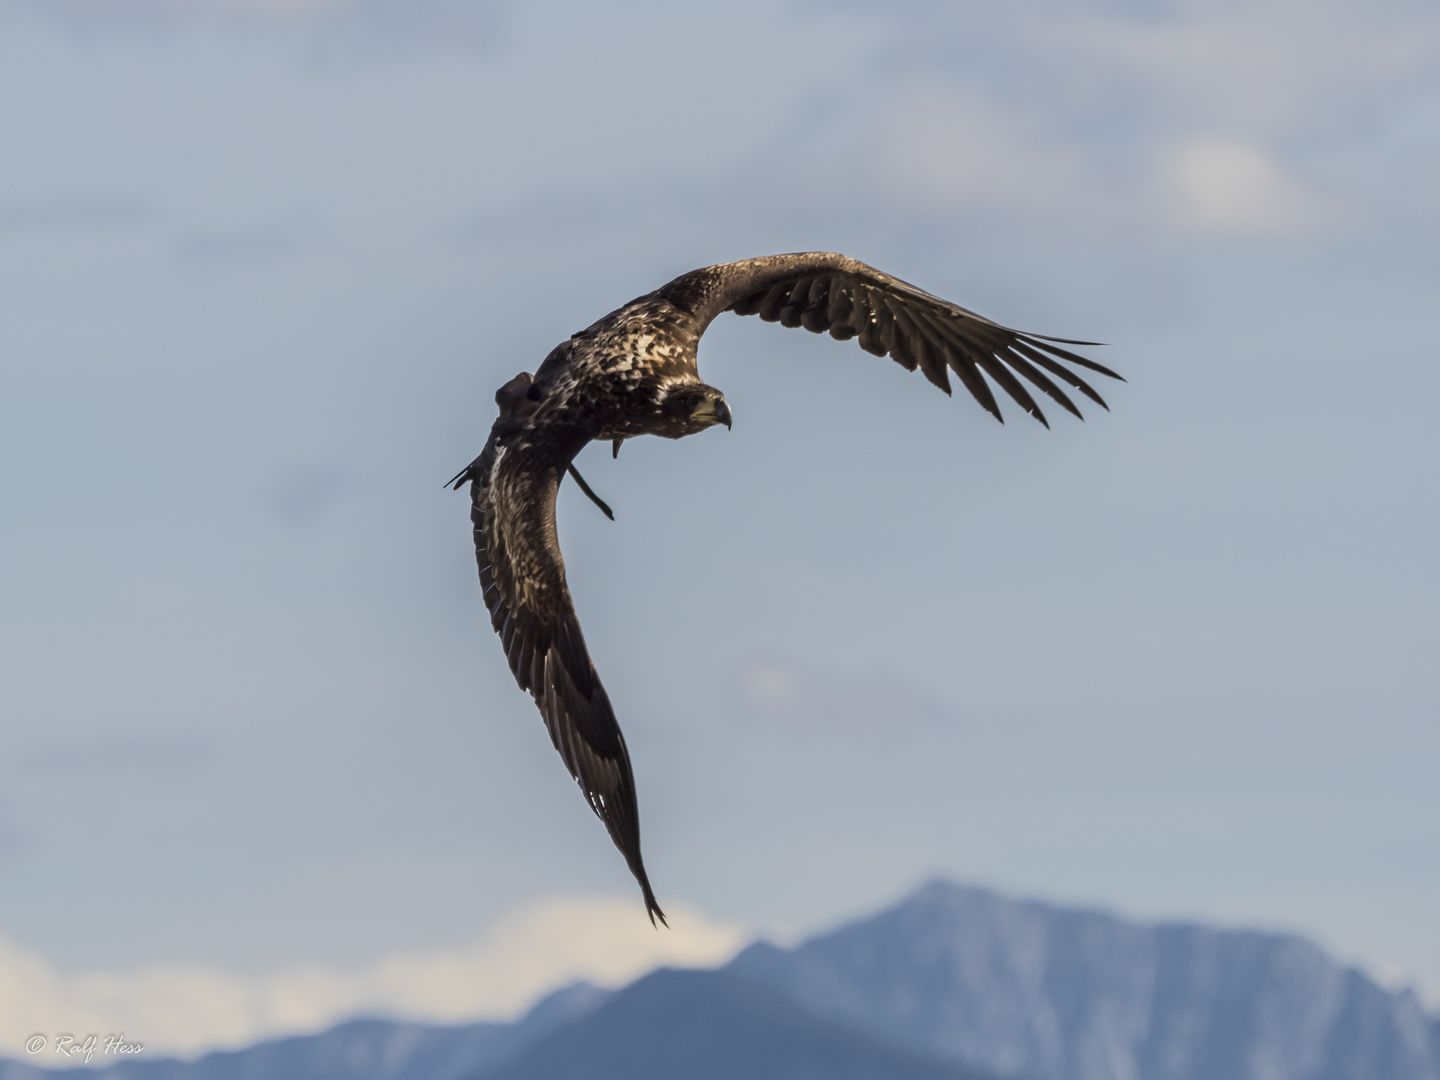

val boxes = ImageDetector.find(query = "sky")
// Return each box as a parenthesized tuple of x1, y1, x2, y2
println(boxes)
(2, 0, 1439, 1058)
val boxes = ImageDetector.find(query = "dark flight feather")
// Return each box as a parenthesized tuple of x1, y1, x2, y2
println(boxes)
(454, 438, 665, 925)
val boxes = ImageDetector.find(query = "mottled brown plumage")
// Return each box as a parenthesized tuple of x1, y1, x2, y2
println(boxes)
(450, 253, 1122, 924)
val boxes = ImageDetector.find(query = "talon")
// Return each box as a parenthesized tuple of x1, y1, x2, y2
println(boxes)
(567, 465, 615, 520)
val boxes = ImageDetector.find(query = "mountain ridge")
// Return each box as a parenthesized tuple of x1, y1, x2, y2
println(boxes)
(4, 879, 1436, 1080)
(730, 879, 1440, 1080)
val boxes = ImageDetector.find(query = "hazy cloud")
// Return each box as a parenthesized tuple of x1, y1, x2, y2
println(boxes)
(3, 0, 504, 50)
(0, 896, 748, 1057)
(734, 659, 958, 736)
(12, 0, 1436, 236)
(1069, 0, 1440, 131)
(1157, 137, 1335, 234)
(767, 0, 1440, 236)
(876, 94, 1084, 214)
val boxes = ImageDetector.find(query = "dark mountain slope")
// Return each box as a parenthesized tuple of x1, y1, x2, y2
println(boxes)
(480, 966, 998, 1080)
(0, 984, 609, 1080)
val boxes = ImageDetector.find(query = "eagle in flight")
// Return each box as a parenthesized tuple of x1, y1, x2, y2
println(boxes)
(450, 252, 1122, 925)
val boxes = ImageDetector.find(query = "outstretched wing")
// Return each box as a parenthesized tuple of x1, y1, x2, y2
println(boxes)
(657, 252, 1123, 427)
(451, 428, 665, 926)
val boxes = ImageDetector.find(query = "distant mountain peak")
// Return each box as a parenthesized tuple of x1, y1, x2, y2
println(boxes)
(731, 877, 1440, 1080)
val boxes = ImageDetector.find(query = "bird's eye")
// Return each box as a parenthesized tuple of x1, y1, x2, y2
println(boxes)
(526, 384, 543, 401)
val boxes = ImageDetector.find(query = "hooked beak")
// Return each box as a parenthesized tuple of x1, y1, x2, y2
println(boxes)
(691, 397, 733, 430)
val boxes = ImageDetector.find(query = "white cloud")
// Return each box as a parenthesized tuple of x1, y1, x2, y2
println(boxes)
(1158, 137, 1333, 234)
(0, 895, 749, 1059)
(876, 95, 1084, 213)
(806, 0, 1440, 234)
(1081, 1, 1439, 129)
(1363, 959, 1440, 1012)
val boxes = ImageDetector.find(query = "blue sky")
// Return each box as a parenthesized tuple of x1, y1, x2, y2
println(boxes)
(2, 0, 1438, 1054)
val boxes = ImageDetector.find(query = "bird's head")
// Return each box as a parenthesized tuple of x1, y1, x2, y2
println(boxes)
(661, 383, 732, 433)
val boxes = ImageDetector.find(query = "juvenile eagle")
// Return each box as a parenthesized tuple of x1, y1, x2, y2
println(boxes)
(450, 253, 1122, 925)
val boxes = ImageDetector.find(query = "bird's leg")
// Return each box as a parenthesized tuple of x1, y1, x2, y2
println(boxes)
(566, 465, 615, 521)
